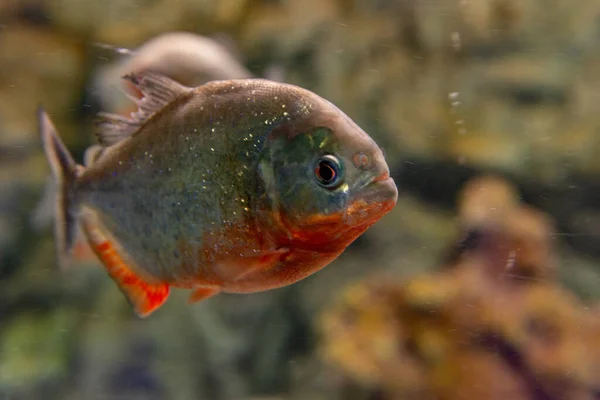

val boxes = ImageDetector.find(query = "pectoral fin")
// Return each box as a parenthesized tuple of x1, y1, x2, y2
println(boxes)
(80, 214, 169, 318)
(188, 286, 221, 304)
(215, 248, 290, 282)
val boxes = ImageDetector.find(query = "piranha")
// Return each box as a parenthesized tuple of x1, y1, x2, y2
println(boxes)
(39, 72, 398, 317)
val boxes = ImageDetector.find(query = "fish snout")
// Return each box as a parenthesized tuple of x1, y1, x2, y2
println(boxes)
(364, 174, 398, 209)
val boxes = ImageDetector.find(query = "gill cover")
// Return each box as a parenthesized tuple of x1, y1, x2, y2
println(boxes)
(259, 126, 351, 239)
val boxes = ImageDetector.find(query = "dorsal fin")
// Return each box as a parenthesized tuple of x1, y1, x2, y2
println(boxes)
(94, 72, 191, 146)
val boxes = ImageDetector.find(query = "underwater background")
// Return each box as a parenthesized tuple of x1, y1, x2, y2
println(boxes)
(2, 0, 600, 399)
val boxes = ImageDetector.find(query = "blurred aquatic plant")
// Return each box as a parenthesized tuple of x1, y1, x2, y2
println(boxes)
(319, 175, 600, 400)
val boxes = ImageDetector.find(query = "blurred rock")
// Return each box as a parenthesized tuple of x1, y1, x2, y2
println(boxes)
(319, 276, 433, 399)
(0, 25, 85, 151)
(47, 0, 248, 45)
(452, 175, 558, 279)
(318, 175, 600, 400)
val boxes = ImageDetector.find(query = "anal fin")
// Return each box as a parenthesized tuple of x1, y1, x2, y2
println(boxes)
(81, 215, 169, 318)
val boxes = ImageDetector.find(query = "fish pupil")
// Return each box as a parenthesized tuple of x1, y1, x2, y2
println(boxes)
(318, 162, 335, 182)
(314, 155, 342, 189)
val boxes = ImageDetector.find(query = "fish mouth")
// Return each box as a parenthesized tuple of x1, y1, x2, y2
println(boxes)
(347, 173, 398, 224)
(372, 171, 391, 183)
(360, 172, 398, 205)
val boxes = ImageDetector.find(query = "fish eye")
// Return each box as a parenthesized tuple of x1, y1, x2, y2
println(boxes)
(314, 155, 343, 189)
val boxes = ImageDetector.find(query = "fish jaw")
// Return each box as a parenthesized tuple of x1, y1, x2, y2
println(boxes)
(346, 176, 398, 228)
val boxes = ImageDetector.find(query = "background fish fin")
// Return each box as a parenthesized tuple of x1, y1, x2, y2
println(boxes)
(80, 213, 170, 318)
(83, 144, 105, 166)
(188, 286, 221, 304)
(93, 71, 192, 146)
(38, 107, 81, 271)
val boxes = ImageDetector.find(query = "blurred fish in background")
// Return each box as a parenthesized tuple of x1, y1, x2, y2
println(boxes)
(91, 31, 286, 115)
(91, 32, 254, 114)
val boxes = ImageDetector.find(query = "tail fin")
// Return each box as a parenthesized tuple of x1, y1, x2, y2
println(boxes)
(38, 107, 81, 270)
